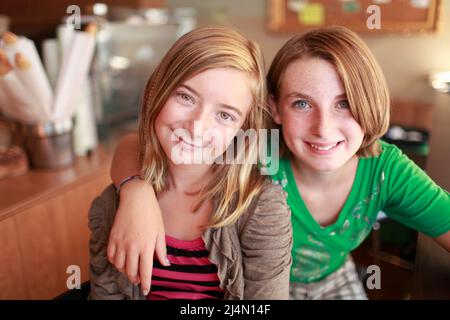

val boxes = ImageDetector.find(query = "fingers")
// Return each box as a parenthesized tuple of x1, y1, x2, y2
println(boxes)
(140, 231, 169, 296)
(125, 247, 140, 285)
(113, 247, 126, 273)
(107, 241, 117, 265)
(155, 231, 170, 267)
(139, 248, 153, 296)
(135, 274, 140, 284)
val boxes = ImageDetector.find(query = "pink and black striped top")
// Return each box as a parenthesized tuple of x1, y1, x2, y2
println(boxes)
(147, 235, 224, 300)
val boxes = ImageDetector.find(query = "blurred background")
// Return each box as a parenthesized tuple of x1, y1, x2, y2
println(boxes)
(0, 0, 449, 300)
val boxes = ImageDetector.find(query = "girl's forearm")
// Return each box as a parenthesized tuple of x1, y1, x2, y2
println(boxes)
(110, 133, 141, 188)
(435, 230, 450, 252)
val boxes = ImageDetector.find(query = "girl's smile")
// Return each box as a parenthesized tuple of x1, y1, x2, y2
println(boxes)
(173, 130, 210, 149)
(156, 67, 252, 166)
(304, 140, 344, 154)
(271, 57, 364, 173)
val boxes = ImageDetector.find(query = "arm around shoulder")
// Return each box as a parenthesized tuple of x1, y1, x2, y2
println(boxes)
(434, 230, 450, 252)
(110, 133, 140, 187)
(240, 182, 293, 299)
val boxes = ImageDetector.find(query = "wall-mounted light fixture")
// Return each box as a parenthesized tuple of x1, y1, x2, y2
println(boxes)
(429, 71, 450, 93)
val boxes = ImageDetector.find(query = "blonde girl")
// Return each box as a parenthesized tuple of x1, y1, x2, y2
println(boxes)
(88, 26, 292, 300)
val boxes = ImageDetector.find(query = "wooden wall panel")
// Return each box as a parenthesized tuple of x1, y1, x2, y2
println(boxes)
(12, 171, 111, 299)
(390, 100, 433, 132)
(0, 218, 27, 299)
(0, 0, 166, 27)
(14, 201, 66, 299)
(0, 0, 166, 41)
(0, 145, 113, 299)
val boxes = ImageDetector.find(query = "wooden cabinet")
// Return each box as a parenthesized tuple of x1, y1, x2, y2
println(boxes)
(0, 0, 166, 37)
(0, 146, 112, 299)
(390, 99, 433, 132)
(412, 94, 450, 299)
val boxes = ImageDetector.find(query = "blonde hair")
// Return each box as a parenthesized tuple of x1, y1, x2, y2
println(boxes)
(139, 26, 268, 228)
(267, 26, 390, 157)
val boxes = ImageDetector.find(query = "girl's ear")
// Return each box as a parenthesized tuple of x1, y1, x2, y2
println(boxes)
(269, 95, 282, 125)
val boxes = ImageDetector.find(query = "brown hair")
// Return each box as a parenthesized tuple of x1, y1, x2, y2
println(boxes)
(139, 26, 268, 228)
(267, 26, 390, 157)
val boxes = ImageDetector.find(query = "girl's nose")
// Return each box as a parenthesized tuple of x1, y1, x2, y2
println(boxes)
(185, 108, 213, 138)
(311, 109, 334, 137)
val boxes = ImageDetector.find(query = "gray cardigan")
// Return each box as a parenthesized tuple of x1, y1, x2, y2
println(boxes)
(88, 181, 292, 300)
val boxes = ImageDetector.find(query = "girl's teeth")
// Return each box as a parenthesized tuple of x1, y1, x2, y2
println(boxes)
(310, 142, 338, 151)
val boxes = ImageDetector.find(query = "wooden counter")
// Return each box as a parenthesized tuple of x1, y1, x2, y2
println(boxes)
(0, 145, 113, 299)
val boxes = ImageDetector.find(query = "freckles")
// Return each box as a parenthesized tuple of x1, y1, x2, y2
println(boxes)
(286, 116, 305, 132)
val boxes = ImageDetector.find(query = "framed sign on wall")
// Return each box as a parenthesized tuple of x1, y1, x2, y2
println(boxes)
(267, 0, 442, 34)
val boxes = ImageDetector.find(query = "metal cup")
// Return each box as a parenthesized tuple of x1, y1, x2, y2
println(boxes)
(19, 118, 75, 169)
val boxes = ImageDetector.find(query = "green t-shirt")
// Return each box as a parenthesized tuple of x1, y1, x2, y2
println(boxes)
(270, 140, 450, 283)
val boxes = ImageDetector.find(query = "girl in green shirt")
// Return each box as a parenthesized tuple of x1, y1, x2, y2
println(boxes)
(106, 26, 450, 299)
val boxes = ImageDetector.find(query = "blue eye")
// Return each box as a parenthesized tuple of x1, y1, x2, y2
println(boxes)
(338, 100, 350, 109)
(294, 100, 310, 109)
